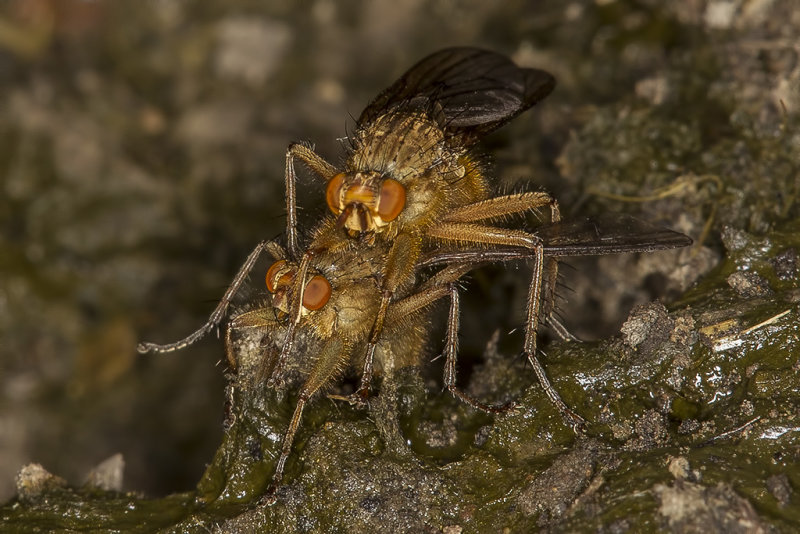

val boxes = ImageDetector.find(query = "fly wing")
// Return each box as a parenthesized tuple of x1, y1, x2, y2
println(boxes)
(536, 213, 692, 256)
(419, 213, 692, 267)
(358, 47, 555, 143)
(538, 214, 693, 256)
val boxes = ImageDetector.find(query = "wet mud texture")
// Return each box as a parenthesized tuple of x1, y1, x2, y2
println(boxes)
(1, 0, 799, 532)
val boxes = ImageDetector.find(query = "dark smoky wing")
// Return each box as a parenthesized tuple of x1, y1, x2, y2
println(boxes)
(358, 47, 555, 142)
(538, 214, 693, 256)
(419, 214, 692, 267)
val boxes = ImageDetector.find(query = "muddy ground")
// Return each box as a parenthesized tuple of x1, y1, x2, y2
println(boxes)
(1, 1, 798, 532)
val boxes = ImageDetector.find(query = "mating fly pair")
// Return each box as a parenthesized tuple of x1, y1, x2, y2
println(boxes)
(138, 48, 692, 492)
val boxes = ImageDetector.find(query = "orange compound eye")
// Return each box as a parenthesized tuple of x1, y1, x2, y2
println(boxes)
(302, 275, 332, 311)
(265, 260, 289, 293)
(326, 173, 346, 215)
(376, 178, 406, 222)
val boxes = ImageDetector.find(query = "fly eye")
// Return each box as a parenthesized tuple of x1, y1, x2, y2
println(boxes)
(376, 178, 406, 222)
(302, 275, 332, 311)
(266, 260, 292, 293)
(326, 173, 346, 215)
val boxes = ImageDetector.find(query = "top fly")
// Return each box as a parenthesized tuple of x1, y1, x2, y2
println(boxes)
(280, 48, 583, 409)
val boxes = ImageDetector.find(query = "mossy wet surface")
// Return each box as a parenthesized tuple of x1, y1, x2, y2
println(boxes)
(2, 0, 799, 532)
(6, 227, 799, 530)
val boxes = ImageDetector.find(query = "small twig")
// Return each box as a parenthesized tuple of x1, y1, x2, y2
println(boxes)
(741, 309, 792, 336)
(699, 416, 761, 447)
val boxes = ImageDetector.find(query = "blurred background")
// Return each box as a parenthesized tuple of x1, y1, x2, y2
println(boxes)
(0, 0, 796, 500)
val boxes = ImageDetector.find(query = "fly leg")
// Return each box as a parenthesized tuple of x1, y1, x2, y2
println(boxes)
(350, 232, 422, 405)
(383, 265, 513, 413)
(442, 191, 564, 334)
(284, 143, 338, 258)
(426, 221, 586, 430)
(440, 191, 556, 225)
(223, 303, 350, 499)
(521, 238, 586, 431)
(264, 336, 350, 498)
(441, 286, 516, 413)
(137, 240, 286, 354)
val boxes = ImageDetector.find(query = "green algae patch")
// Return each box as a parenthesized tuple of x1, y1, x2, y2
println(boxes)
(2, 488, 196, 533)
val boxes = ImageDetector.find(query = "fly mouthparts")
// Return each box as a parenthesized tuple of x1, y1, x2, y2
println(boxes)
(336, 205, 353, 228)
